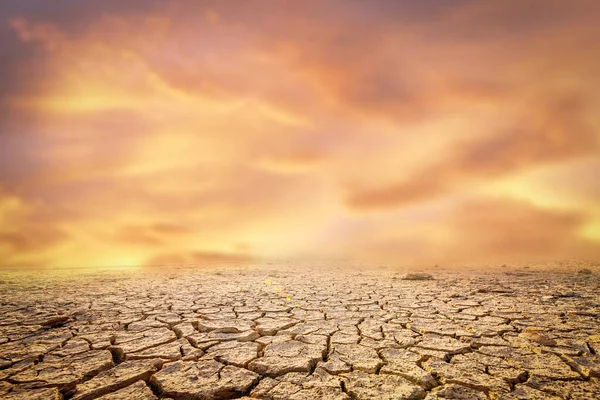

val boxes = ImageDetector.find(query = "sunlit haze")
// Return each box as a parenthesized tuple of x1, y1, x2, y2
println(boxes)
(1, 0, 599, 268)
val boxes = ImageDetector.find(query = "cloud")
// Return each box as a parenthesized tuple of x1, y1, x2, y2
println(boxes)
(0, 1, 599, 267)
(113, 223, 192, 246)
(325, 196, 599, 265)
(0, 190, 69, 266)
(146, 251, 255, 267)
(346, 93, 598, 210)
(439, 197, 599, 262)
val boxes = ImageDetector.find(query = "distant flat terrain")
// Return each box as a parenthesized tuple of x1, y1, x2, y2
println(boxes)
(1, 265, 599, 399)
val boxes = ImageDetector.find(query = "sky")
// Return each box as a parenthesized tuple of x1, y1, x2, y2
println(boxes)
(0, 0, 599, 268)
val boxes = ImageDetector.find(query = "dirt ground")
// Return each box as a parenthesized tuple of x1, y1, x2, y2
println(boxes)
(1, 263, 599, 399)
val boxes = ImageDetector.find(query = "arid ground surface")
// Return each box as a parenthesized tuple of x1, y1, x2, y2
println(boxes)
(1, 263, 599, 399)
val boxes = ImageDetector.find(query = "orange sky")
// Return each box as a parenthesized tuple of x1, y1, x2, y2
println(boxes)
(1, 0, 599, 268)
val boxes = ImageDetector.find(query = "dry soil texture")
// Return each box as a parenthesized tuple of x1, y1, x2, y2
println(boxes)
(1, 265, 600, 399)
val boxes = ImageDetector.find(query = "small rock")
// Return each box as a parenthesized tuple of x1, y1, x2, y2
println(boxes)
(400, 273, 434, 281)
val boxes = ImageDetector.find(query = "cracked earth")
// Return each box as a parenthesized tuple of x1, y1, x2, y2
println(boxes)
(1, 264, 599, 399)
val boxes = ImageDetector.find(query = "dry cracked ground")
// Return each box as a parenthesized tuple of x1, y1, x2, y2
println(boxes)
(1, 263, 599, 400)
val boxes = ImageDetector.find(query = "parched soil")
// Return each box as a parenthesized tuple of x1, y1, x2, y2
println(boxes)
(1, 265, 599, 399)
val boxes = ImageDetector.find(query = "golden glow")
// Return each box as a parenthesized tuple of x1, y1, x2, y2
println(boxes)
(1, 1, 599, 268)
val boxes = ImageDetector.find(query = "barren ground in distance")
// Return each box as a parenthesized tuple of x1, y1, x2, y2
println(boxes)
(1, 262, 599, 399)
